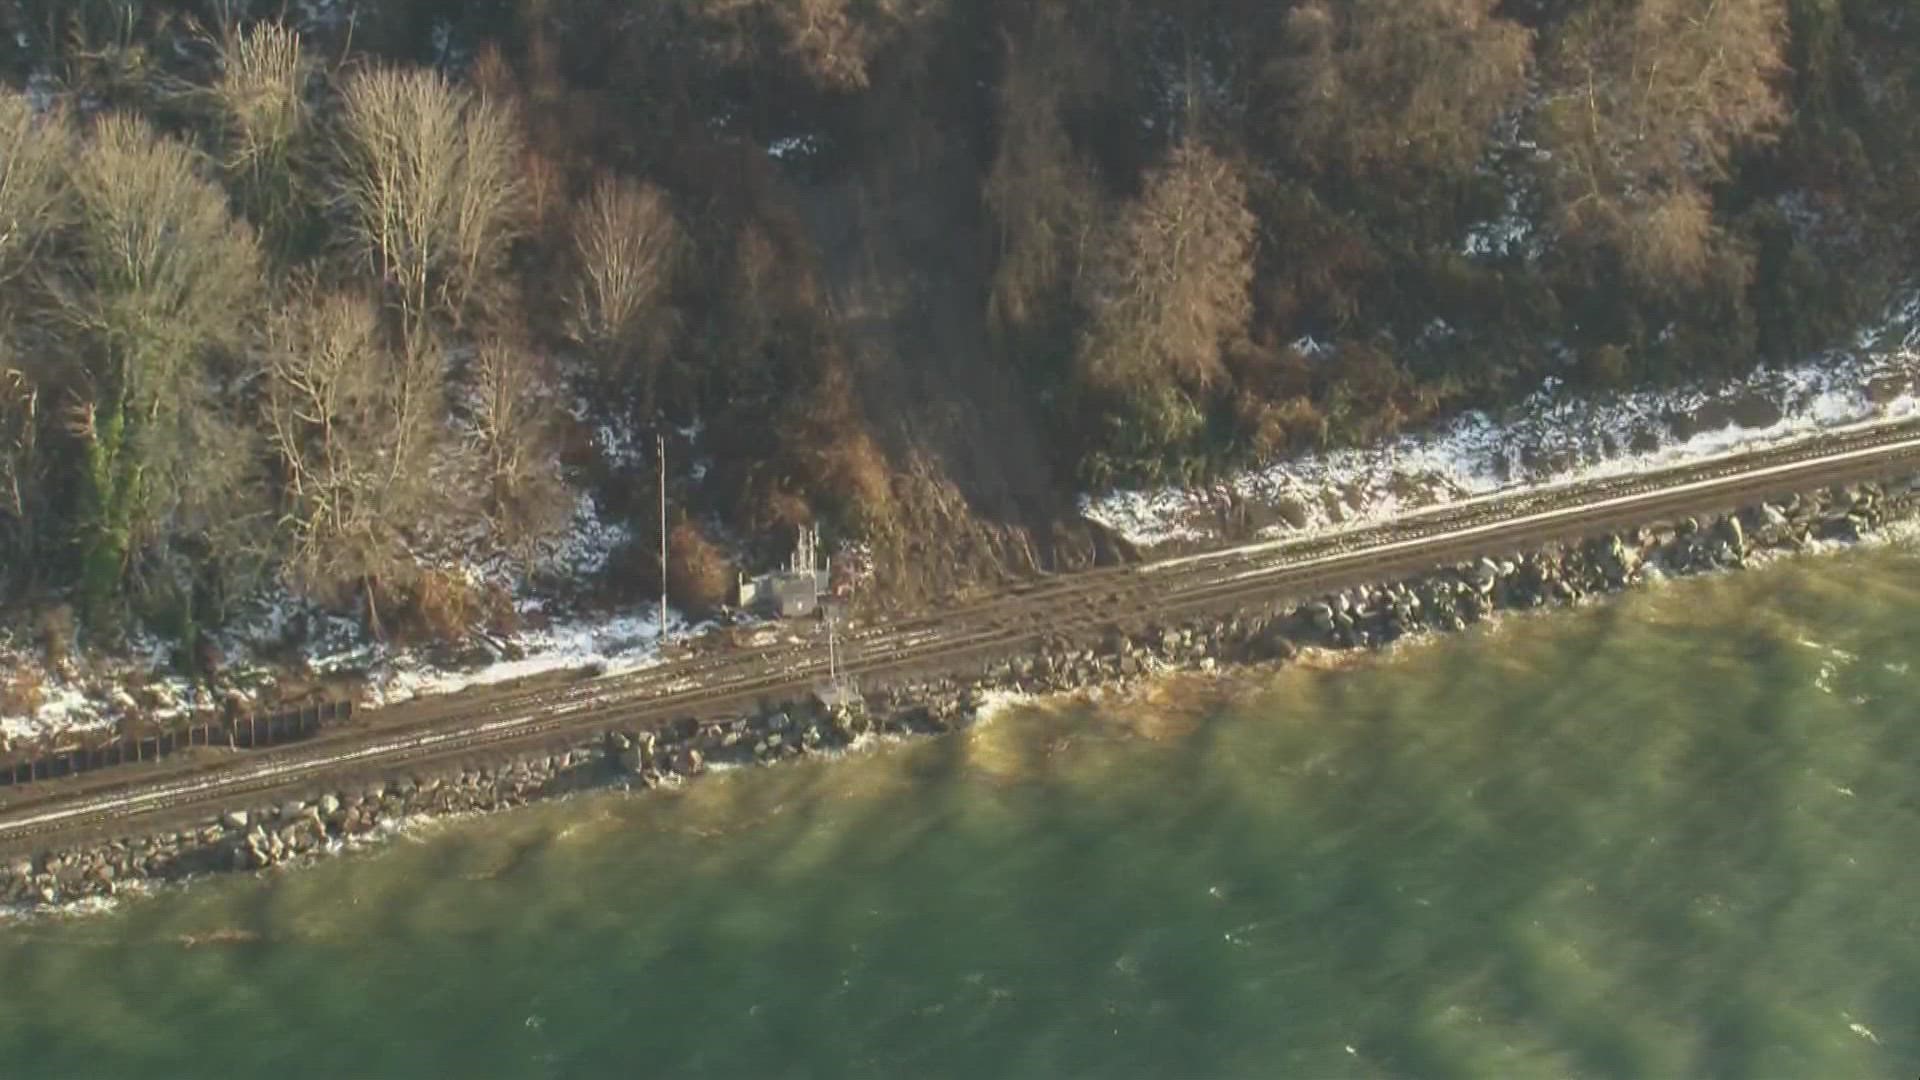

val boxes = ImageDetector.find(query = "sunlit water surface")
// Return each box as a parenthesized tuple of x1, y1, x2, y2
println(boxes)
(3, 547, 1918, 1078)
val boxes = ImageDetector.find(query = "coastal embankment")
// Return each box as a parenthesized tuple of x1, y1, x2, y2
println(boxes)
(5, 475, 1916, 911)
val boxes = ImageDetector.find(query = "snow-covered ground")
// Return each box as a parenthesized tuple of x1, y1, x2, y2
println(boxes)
(0, 683, 110, 746)
(0, 482, 703, 747)
(1084, 294, 1920, 549)
(367, 610, 676, 708)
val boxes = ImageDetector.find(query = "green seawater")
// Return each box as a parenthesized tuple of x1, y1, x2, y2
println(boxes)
(3, 546, 1920, 1079)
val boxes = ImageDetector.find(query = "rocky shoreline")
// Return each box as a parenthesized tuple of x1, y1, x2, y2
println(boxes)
(6, 475, 1918, 913)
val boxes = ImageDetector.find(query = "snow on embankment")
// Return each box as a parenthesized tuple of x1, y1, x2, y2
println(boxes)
(1083, 298, 1920, 550)
(1, 370, 754, 744)
(0, 479, 694, 744)
(366, 611, 673, 707)
(256, 481, 695, 709)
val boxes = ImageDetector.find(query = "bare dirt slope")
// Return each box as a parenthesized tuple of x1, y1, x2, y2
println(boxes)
(790, 142, 1126, 605)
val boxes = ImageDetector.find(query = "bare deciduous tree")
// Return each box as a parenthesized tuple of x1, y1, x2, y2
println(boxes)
(776, 0, 872, 88)
(451, 91, 527, 321)
(206, 19, 312, 249)
(690, 0, 946, 90)
(332, 65, 528, 330)
(0, 366, 41, 587)
(466, 337, 568, 553)
(54, 112, 264, 617)
(61, 113, 262, 372)
(1076, 140, 1256, 393)
(0, 89, 70, 297)
(1269, 0, 1532, 178)
(564, 174, 680, 371)
(1536, 0, 1789, 283)
(261, 284, 437, 608)
(984, 10, 1105, 343)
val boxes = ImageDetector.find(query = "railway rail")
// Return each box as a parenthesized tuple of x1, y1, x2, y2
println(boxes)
(6, 418, 1920, 855)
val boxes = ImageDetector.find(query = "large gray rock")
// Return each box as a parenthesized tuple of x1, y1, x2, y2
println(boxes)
(1599, 536, 1640, 584)
(1718, 515, 1745, 554)
(222, 810, 250, 830)
(1306, 602, 1336, 633)
(1260, 631, 1298, 661)
(1471, 559, 1499, 594)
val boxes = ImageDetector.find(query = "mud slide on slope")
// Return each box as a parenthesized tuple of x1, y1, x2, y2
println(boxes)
(789, 146, 1126, 605)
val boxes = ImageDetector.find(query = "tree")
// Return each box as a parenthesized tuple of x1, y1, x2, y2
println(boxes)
(983, 5, 1105, 352)
(767, 0, 877, 89)
(52, 112, 263, 622)
(1075, 139, 1255, 393)
(563, 173, 680, 382)
(1264, 0, 1532, 179)
(1069, 138, 1255, 482)
(1535, 0, 1789, 284)
(692, 0, 943, 90)
(205, 19, 314, 257)
(260, 284, 439, 611)
(55, 1, 184, 116)
(0, 89, 70, 299)
(665, 519, 734, 618)
(331, 64, 528, 331)
(466, 337, 568, 554)
(0, 92, 67, 583)
(0, 366, 41, 590)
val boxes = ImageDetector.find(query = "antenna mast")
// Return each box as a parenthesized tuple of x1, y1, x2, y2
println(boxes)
(658, 431, 668, 642)
(827, 605, 838, 684)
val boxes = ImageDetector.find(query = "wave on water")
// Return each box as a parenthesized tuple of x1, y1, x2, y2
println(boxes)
(972, 688, 1039, 724)
(0, 888, 139, 926)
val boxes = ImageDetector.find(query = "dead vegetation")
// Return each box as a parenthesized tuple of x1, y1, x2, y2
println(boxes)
(666, 521, 735, 619)
(0, 0, 1911, 643)
(0, 668, 44, 718)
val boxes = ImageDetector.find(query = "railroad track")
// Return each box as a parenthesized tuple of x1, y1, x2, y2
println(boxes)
(6, 418, 1920, 855)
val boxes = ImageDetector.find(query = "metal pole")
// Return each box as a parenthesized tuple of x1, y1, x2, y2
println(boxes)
(659, 431, 668, 642)
(828, 604, 839, 686)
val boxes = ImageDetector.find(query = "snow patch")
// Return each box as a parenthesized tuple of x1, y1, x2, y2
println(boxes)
(0, 683, 113, 745)
(1084, 294, 1920, 549)
(1462, 208, 1536, 260)
(367, 610, 675, 707)
(767, 134, 824, 162)
(3, 457, 672, 742)
(1291, 335, 1331, 358)
(532, 491, 632, 582)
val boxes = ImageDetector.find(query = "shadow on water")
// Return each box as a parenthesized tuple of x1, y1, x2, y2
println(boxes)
(4, 549, 1920, 1078)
